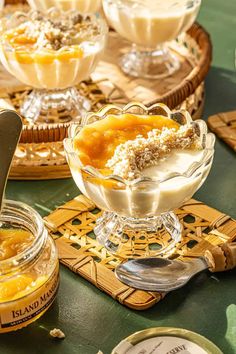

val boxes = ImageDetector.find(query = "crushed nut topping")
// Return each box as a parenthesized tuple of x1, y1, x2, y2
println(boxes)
(14, 11, 100, 50)
(49, 328, 65, 339)
(106, 125, 201, 180)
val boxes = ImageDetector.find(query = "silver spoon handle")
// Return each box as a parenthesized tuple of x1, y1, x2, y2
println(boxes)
(0, 110, 22, 211)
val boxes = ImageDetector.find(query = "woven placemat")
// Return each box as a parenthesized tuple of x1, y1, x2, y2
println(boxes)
(208, 111, 236, 152)
(44, 195, 236, 310)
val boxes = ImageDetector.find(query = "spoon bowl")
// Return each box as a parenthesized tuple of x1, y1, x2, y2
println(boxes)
(115, 257, 208, 292)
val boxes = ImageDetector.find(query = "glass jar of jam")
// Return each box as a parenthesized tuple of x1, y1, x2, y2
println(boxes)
(0, 200, 59, 333)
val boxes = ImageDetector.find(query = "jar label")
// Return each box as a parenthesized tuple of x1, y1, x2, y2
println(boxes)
(116, 336, 208, 354)
(0, 266, 59, 330)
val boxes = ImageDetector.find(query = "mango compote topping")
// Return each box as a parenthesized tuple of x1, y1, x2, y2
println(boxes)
(3, 28, 84, 64)
(9, 47, 84, 65)
(0, 274, 46, 302)
(0, 228, 34, 261)
(0, 228, 40, 303)
(74, 113, 180, 169)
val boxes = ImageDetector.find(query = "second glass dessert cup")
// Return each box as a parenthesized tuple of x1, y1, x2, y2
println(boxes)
(103, 0, 201, 78)
(0, 9, 107, 123)
(64, 103, 215, 259)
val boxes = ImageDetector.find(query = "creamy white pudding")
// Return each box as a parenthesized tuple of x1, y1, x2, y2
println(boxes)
(143, 149, 204, 179)
(141, 149, 207, 213)
(0, 42, 103, 89)
(70, 149, 210, 218)
(0, 11, 106, 89)
(28, 0, 101, 13)
(103, 0, 201, 48)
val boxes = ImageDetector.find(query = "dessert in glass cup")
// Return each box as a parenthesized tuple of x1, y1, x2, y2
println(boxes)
(103, 0, 201, 78)
(0, 9, 107, 123)
(64, 102, 215, 258)
(27, 0, 101, 13)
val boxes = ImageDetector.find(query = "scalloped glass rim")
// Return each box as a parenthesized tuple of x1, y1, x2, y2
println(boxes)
(0, 8, 108, 54)
(64, 102, 215, 187)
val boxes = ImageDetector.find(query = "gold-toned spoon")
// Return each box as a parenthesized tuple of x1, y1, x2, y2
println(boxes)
(116, 243, 236, 292)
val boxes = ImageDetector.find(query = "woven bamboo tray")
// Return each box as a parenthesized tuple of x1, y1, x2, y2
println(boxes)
(9, 82, 205, 180)
(2, 6, 211, 116)
(2, 25, 210, 144)
(208, 111, 236, 152)
(44, 195, 236, 311)
(0, 5, 211, 179)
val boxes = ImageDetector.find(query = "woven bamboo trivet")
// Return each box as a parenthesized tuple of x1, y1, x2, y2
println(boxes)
(1, 4, 211, 117)
(44, 195, 236, 310)
(208, 111, 236, 152)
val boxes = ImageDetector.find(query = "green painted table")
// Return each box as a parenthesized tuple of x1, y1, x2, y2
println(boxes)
(2, 1, 236, 353)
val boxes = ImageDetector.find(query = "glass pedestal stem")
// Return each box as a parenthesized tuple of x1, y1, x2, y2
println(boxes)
(20, 87, 91, 124)
(120, 43, 180, 79)
(95, 211, 182, 259)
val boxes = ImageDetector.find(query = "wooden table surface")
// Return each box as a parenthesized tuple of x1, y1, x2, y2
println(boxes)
(2, 0, 236, 353)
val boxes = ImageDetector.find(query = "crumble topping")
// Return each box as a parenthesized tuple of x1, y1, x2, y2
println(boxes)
(106, 125, 201, 180)
(49, 328, 65, 339)
(10, 11, 100, 50)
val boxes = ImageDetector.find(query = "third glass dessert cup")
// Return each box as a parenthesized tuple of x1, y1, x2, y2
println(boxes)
(0, 9, 107, 123)
(103, 0, 201, 79)
(64, 102, 215, 259)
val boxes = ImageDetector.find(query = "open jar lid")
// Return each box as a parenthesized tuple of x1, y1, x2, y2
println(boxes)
(111, 327, 223, 354)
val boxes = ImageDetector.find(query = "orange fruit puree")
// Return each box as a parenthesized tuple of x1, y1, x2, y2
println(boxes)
(74, 113, 179, 169)
(0, 229, 34, 261)
(0, 274, 47, 302)
(4, 29, 84, 64)
(0, 229, 38, 303)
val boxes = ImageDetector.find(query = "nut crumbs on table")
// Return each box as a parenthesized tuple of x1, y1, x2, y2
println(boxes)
(49, 328, 65, 339)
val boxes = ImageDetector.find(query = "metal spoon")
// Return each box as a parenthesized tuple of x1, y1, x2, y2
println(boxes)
(115, 256, 209, 292)
(0, 110, 22, 211)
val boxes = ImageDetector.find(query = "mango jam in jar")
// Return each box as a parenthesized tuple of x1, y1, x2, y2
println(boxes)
(0, 200, 59, 333)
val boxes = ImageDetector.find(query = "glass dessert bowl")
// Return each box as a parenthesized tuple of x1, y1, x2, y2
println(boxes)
(0, 9, 107, 123)
(103, 0, 201, 79)
(64, 102, 215, 258)
(27, 0, 101, 13)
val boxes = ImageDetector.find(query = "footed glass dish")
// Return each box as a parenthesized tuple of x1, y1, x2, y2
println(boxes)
(64, 102, 215, 258)
(0, 8, 107, 123)
(103, 0, 201, 79)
